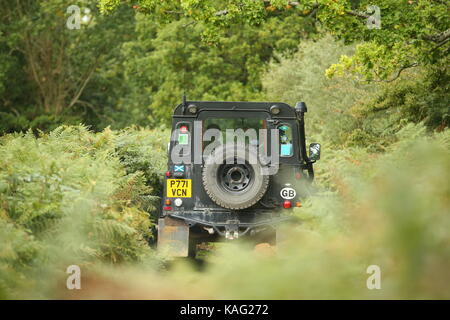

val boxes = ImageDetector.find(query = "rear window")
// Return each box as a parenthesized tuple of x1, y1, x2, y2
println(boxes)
(278, 124, 293, 157)
(202, 118, 267, 150)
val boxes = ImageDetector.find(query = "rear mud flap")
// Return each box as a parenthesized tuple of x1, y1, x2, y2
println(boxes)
(157, 217, 189, 257)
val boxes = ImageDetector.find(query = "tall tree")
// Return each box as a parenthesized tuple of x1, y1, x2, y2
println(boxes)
(0, 0, 135, 131)
(116, 11, 314, 125)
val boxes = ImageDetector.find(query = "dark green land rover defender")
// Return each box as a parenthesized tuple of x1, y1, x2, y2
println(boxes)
(158, 100, 320, 257)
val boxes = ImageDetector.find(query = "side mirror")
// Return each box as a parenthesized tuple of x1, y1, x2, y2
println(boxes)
(309, 143, 321, 161)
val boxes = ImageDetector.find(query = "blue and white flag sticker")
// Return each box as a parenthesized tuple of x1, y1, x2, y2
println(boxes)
(174, 165, 185, 172)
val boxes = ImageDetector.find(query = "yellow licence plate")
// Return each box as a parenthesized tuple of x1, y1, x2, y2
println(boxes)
(166, 179, 192, 198)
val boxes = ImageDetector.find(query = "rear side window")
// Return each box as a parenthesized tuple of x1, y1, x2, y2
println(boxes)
(173, 122, 191, 156)
(278, 124, 293, 157)
(177, 123, 190, 145)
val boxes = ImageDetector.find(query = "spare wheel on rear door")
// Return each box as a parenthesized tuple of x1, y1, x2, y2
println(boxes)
(202, 144, 269, 210)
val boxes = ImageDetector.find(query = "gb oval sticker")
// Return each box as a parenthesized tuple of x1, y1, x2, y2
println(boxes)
(280, 187, 296, 200)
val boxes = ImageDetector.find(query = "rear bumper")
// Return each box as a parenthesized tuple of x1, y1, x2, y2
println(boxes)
(157, 211, 292, 257)
(164, 209, 292, 237)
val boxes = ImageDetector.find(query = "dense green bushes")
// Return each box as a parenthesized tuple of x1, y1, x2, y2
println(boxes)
(2, 117, 448, 299)
(0, 126, 168, 298)
(44, 123, 449, 299)
(204, 126, 450, 299)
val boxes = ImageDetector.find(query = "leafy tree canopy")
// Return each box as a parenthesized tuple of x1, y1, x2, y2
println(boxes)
(99, 0, 449, 81)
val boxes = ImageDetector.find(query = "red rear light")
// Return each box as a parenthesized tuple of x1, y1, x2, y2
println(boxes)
(165, 171, 171, 177)
(180, 125, 188, 133)
(163, 206, 172, 211)
(283, 200, 291, 209)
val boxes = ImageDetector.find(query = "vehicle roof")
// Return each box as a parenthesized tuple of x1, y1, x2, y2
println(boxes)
(173, 100, 296, 119)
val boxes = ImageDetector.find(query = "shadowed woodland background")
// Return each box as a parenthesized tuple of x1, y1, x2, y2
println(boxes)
(0, 0, 449, 299)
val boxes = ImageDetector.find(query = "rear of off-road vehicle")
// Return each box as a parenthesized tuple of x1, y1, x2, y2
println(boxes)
(158, 100, 320, 257)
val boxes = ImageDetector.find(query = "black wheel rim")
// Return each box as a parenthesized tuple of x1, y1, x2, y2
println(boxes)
(218, 162, 253, 192)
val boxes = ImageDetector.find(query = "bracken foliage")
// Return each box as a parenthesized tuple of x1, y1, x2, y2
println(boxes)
(0, 126, 168, 298)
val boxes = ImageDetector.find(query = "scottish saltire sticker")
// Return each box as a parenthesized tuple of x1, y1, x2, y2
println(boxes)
(174, 165, 185, 172)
